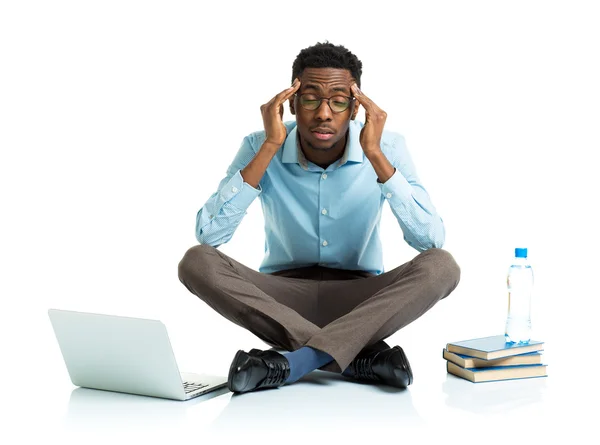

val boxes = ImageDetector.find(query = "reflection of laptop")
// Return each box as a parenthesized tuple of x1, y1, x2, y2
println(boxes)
(48, 309, 228, 401)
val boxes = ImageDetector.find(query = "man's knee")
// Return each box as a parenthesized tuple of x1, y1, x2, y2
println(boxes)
(416, 248, 461, 295)
(177, 243, 218, 284)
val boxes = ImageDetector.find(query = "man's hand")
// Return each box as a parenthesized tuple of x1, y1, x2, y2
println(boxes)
(261, 78, 301, 148)
(351, 83, 387, 155)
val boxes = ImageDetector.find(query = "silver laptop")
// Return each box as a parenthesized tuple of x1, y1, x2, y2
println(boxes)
(48, 309, 229, 401)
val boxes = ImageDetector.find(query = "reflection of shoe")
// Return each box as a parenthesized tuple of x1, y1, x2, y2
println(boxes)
(346, 345, 413, 389)
(227, 349, 290, 394)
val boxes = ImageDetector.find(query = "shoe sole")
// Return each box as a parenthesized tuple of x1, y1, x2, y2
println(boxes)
(396, 346, 413, 386)
(227, 350, 247, 393)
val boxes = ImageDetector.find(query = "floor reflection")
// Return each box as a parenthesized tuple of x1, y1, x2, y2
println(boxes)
(206, 370, 424, 436)
(64, 371, 425, 439)
(442, 374, 547, 414)
(65, 385, 230, 433)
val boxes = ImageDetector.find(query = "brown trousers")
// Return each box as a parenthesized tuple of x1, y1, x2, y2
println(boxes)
(178, 244, 460, 373)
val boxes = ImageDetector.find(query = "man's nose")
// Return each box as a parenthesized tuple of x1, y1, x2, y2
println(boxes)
(314, 100, 333, 120)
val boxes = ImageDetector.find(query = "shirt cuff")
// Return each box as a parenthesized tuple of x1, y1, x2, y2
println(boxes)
(220, 170, 262, 210)
(378, 168, 413, 203)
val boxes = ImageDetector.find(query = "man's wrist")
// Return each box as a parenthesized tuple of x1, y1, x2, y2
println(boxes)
(366, 149, 396, 183)
(363, 144, 383, 157)
(260, 142, 282, 158)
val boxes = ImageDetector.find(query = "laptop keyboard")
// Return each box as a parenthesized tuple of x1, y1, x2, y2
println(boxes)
(183, 381, 209, 394)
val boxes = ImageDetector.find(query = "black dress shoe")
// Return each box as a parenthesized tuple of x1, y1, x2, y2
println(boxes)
(227, 349, 290, 394)
(346, 345, 413, 388)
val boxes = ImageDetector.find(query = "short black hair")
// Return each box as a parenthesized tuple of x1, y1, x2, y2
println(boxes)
(291, 41, 363, 88)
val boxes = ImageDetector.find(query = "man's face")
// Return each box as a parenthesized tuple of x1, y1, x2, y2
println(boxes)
(289, 67, 360, 152)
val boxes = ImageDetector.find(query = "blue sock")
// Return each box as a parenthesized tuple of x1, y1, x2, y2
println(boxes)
(283, 347, 334, 384)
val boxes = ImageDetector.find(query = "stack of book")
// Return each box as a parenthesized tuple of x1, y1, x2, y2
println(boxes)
(443, 335, 548, 383)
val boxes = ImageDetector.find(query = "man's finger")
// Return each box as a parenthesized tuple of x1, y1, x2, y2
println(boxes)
(351, 83, 378, 112)
(275, 78, 301, 105)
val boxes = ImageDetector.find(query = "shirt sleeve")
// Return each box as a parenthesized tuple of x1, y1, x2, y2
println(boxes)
(195, 134, 263, 247)
(377, 133, 445, 251)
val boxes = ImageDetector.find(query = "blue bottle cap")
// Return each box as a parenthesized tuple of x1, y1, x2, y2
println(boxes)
(515, 248, 528, 258)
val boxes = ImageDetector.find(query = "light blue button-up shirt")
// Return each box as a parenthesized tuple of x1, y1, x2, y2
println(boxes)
(195, 120, 445, 275)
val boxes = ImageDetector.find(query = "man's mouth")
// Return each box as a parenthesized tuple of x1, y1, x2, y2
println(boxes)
(313, 132, 334, 140)
(312, 128, 334, 140)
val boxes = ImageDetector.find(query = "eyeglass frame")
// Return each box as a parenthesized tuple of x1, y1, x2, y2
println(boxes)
(294, 93, 356, 113)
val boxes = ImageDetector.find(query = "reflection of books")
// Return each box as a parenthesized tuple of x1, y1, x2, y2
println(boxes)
(446, 335, 544, 360)
(442, 371, 547, 414)
(446, 361, 548, 383)
(443, 349, 542, 368)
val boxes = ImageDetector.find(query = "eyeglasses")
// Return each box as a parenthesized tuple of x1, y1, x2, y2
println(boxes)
(295, 93, 355, 113)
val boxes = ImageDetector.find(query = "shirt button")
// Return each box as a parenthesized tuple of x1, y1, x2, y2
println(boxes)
(322, 240, 328, 246)
(209, 214, 214, 219)
(386, 192, 392, 198)
(321, 208, 328, 215)
(232, 187, 238, 193)
(321, 173, 327, 180)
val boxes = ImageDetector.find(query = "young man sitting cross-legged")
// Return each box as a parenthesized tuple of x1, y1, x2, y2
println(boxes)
(177, 42, 460, 394)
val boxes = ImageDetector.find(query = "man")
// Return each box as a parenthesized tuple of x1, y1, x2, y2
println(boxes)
(178, 42, 460, 394)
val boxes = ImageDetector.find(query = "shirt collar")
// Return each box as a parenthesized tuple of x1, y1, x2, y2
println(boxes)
(281, 120, 364, 170)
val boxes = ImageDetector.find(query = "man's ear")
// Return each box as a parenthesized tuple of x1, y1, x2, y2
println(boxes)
(351, 101, 360, 120)
(289, 97, 296, 115)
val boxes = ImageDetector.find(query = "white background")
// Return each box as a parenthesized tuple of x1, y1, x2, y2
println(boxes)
(1, 0, 599, 443)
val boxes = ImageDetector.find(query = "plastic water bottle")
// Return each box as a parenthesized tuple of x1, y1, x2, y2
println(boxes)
(505, 247, 534, 344)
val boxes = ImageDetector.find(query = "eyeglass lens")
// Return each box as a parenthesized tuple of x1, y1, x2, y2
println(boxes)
(299, 94, 351, 112)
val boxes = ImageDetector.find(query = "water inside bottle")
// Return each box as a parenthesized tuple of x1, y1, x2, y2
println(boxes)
(505, 314, 531, 344)
(505, 264, 533, 344)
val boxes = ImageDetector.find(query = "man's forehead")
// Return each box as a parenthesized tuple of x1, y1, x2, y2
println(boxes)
(302, 68, 351, 80)
(300, 68, 353, 90)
